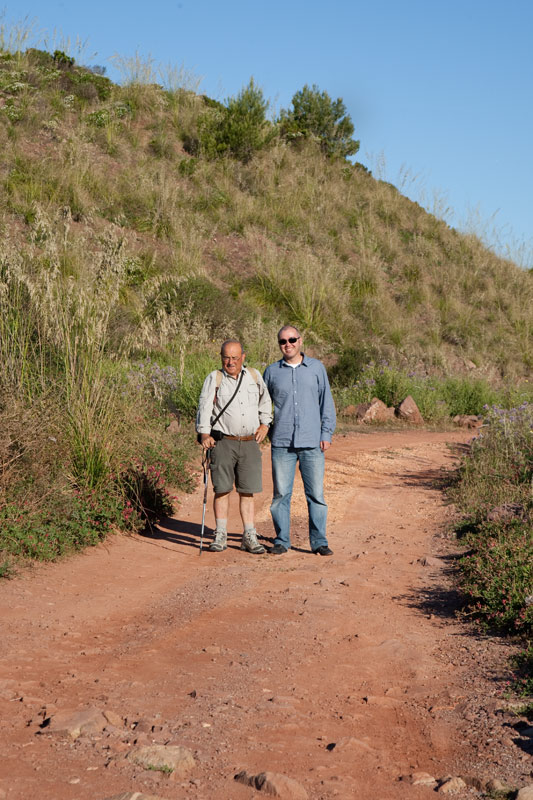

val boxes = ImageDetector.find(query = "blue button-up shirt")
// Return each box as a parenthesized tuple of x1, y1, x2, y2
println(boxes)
(263, 354, 336, 448)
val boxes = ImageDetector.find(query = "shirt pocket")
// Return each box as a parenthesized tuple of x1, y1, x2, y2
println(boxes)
(247, 385, 259, 405)
(216, 388, 234, 405)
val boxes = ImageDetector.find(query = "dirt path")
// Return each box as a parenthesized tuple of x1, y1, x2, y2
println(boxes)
(0, 430, 529, 800)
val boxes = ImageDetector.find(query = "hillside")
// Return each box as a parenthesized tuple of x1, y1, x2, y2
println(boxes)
(1, 46, 532, 570)
(1, 47, 532, 378)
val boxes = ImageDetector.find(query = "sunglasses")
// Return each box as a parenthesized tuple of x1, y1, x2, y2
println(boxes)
(278, 337, 299, 345)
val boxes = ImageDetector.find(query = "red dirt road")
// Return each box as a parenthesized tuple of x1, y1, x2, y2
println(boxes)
(0, 430, 527, 799)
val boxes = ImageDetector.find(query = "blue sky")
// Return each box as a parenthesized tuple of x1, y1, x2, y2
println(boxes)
(3, 0, 532, 266)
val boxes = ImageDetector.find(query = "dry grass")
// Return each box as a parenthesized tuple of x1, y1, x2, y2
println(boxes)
(0, 44, 532, 384)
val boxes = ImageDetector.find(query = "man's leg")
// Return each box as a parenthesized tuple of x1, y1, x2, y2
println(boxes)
(235, 441, 265, 555)
(210, 492, 230, 551)
(270, 447, 298, 551)
(238, 492, 265, 554)
(298, 447, 329, 552)
(209, 439, 238, 552)
(238, 493, 254, 527)
(213, 492, 230, 520)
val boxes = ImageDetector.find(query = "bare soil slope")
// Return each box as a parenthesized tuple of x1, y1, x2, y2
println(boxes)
(0, 431, 529, 800)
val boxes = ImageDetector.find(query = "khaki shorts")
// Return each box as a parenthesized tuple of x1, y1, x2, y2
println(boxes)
(209, 437, 262, 495)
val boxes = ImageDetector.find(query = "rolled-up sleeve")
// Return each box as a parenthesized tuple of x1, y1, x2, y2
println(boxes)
(196, 371, 217, 434)
(317, 364, 336, 442)
(257, 374, 273, 426)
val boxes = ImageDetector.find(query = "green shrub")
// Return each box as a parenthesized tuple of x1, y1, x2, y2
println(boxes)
(0, 558, 14, 578)
(328, 346, 378, 386)
(171, 353, 216, 419)
(331, 362, 516, 423)
(451, 401, 532, 697)
(511, 643, 533, 696)
(178, 157, 197, 177)
(279, 84, 359, 159)
(459, 519, 532, 634)
(59, 70, 113, 102)
(196, 78, 274, 163)
(119, 434, 194, 522)
(0, 489, 133, 562)
(451, 403, 533, 518)
(26, 48, 55, 69)
(53, 50, 74, 69)
(439, 376, 499, 416)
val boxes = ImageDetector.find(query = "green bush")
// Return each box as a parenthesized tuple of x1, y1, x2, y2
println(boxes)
(328, 346, 378, 386)
(172, 352, 218, 419)
(167, 276, 254, 334)
(331, 362, 447, 419)
(459, 519, 532, 634)
(511, 643, 533, 696)
(451, 403, 533, 518)
(196, 78, 274, 163)
(0, 489, 133, 562)
(53, 50, 74, 69)
(127, 352, 214, 426)
(279, 84, 359, 159)
(331, 363, 514, 423)
(439, 376, 498, 416)
(451, 402, 533, 696)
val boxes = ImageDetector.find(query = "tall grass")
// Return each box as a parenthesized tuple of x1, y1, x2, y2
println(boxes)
(0, 205, 197, 570)
(1, 39, 533, 572)
(450, 404, 532, 695)
(3, 216, 130, 487)
(330, 361, 522, 422)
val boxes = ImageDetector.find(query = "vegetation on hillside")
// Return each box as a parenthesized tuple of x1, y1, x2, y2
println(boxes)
(451, 405, 532, 696)
(0, 38, 532, 577)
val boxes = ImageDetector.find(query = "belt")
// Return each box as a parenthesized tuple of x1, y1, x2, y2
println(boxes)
(223, 434, 255, 441)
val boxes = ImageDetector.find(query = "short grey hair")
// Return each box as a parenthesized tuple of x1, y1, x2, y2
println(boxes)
(220, 339, 243, 354)
(277, 325, 301, 340)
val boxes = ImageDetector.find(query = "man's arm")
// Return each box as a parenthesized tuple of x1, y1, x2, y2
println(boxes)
(317, 364, 336, 446)
(255, 373, 272, 443)
(196, 372, 218, 449)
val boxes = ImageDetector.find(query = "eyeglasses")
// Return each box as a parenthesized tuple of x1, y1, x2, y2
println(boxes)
(278, 337, 299, 345)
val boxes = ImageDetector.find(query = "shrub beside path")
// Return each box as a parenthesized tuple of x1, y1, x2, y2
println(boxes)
(0, 430, 530, 799)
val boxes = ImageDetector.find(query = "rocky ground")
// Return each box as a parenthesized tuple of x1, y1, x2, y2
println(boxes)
(0, 430, 531, 800)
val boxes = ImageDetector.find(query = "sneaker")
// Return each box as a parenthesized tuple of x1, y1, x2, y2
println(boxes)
(313, 545, 333, 556)
(209, 529, 227, 552)
(240, 529, 266, 554)
(270, 544, 288, 555)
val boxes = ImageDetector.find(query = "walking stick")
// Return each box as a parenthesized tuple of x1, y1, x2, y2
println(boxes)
(199, 449, 211, 556)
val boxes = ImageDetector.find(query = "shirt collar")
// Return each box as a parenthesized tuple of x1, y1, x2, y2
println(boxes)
(222, 367, 246, 378)
(280, 353, 307, 367)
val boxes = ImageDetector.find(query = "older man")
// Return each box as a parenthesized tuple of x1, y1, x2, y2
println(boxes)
(196, 339, 272, 554)
(263, 326, 336, 556)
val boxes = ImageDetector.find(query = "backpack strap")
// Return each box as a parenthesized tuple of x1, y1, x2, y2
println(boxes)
(213, 367, 259, 405)
(247, 367, 260, 386)
(213, 369, 223, 405)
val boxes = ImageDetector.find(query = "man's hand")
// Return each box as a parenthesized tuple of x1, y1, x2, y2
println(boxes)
(320, 440, 331, 452)
(255, 424, 269, 443)
(200, 433, 216, 450)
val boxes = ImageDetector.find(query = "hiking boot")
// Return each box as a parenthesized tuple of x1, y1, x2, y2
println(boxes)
(240, 529, 266, 554)
(209, 529, 227, 552)
(313, 545, 333, 556)
(270, 544, 288, 555)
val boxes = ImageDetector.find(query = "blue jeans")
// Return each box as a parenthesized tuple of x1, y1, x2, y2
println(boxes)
(270, 446, 328, 551)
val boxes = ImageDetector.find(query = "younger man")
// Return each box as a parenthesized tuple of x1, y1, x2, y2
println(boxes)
(263, 326, 336, 555)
